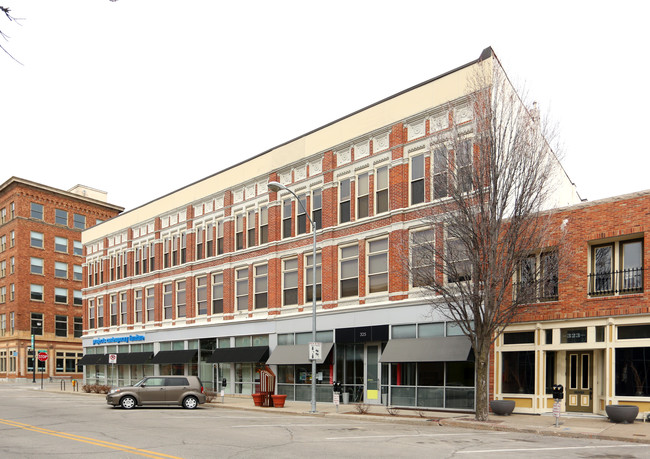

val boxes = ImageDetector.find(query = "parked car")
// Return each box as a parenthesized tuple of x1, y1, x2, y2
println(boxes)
(106, 376, 207, 409)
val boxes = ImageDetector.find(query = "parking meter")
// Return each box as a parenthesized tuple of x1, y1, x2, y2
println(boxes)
(552, 384, 564, 400)
(222, 378, 227, 388)
(333, 381, 341, 393)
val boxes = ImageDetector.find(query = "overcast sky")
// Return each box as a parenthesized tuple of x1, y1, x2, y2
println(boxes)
(2, 1, 648, 211)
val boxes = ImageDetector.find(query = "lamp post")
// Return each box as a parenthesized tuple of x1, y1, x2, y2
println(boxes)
(268, 181, 318, 413)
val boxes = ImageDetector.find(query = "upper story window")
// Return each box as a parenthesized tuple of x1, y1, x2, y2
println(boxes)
(236, 214, 244, 250)
(176, 280, 186, 318)
(74, 240, 83, 256)
(180, 233, 187, 264)
(305, 252, 322, 302)
(146, 286, 155, 322)
(259, 207, 269, 244)
(236, 267, 249, 311)
(456, 141, 473, 194)
(282, 199, 293, 239)
(54, 261, 68, 279)
(55, 237, 67, 253)
(119, 292, 127, 322)
(73, 213, 86, 229)
(196, 227, 204, 260)
(375, 166, 389, 214)
(339, 179, 351, 224)
(247, 209, 256, 247)
(433, 146, 449, 199)
(31, 231, 44, 249)
(411, 229, 435, 288)
(31, 313, 43, 335)
(368, 238, 388, 293)
(312, 190, 322, 230)
(212, 273, 223, 314)
(110, 294, 118, 326)
(171, 235, 179, 265)
(196, 276, 207, 315)
(10, 202, 14, 219)
(31, 203, 44, 220)
(0, 235, 5, 252)
(163, 237, 171, 268)
(0, 208, 5, 224)
(55, 288, 68, 304)
(74, 289, 83, 307)
(88, 300, 95, 329)
(340, 244, 359, 298)
(30, 257, 44, 275)
(297, 195, 307, 235)
(134, 289, 143, 323)
(163, 284, 173, 320)
(73, 264, 82, 282)
(357, 172, 369, 219)
(30, 284, 44, 301)
(254, 264, 268, 309)
(283, 258, 298, 305)
(55, 209, 68, 226)
(10, 230, 14, 247)
(589, 239, 643, 296)
(515, 251, 559, 302)
(217, 221, 225, 255)
(446, 237, 471, 283)
(206, 223, 214, 257)
(411, 154, 425, 205)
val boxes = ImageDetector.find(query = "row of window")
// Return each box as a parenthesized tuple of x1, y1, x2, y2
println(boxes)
(0, 202, 15, 224)
(0, 284, 14, 303)
(28, 312, 83, 338)
(30, 203, 90, 229)
(0, 231, 13, 252)
(0, 312, 15, 336)
(30, 284, 83, 305)
(30, 231, 83, 255)
(30, 258, 82, 281)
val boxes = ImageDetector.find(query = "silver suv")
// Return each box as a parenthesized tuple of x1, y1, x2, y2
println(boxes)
(106, 376, 207, 409)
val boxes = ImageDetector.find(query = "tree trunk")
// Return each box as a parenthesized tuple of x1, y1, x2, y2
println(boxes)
(474, 345, 490, 421)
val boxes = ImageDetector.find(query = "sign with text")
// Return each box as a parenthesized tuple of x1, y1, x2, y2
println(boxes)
(37, 351, 48, 362)
(108, 354, 118, 364)
(308, 342, 322, 361)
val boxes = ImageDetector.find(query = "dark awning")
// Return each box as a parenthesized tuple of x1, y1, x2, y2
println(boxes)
(78, 354, 104, 365)
(266, 343, 334, 365)
(379, 336, 473, 363)
(150, 350, 197, 364)
(206, 346, 269, 363)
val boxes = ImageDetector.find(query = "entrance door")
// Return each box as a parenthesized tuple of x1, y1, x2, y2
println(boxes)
(365, 344, 380, 404)
(566, 352, 593, 412)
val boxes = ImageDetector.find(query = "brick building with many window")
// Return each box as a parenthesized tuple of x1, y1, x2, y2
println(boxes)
(81, 48, 579, 411)
(0, 177, 123, 382)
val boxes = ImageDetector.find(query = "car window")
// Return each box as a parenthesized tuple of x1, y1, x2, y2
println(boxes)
(144, 377, 166, 387)
(165, 378, 189, 386)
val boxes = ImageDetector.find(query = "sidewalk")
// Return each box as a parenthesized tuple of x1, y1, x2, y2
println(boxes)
(10, 381, 650, 444)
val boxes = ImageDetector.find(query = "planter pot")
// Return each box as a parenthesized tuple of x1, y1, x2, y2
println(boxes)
(271, 394, 287, 408)
(490, 400, 515, 416)
(605, 404, 639, 424)
(252, 393, 264, 407)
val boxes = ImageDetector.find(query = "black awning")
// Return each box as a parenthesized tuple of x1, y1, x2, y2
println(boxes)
(206, 346, 269, 363)
(379, 336, 474, 363)
(111, 352, 153, 365)
(266, 343, 334, 365)
(150, 350, 197, 364)
(78, 354, 103, 365)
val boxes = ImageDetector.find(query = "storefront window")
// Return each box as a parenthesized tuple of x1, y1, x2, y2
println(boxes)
(616, 347, 650, 397)
(501, 351, 535, 394)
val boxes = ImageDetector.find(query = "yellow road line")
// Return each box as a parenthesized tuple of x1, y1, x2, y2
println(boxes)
(0, 418, 183, 459)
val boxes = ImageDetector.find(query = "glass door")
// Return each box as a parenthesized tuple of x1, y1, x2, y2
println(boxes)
(365, 344, 381, 404)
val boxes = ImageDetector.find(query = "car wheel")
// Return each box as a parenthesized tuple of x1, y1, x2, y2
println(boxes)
(183, 396, 198, 409)
(120, 396, 137, 409)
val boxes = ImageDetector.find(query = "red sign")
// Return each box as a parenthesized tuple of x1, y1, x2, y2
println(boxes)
(37, 351, 48, 362)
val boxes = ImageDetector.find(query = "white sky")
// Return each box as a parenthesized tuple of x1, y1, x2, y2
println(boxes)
(2, 1, 648, 211)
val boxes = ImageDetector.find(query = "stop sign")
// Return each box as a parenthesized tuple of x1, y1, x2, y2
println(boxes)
(37, 351, 48, 362)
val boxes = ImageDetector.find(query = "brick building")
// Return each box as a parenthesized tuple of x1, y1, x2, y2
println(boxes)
(0, 177, 123, 382)
(493, 190, 650, 416)
(81, 48, 579, 411)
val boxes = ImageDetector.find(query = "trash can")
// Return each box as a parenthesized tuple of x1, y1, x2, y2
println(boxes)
(342, 392, 350, 404)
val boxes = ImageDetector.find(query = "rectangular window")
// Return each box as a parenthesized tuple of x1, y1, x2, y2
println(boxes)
(411, 154, 425, 205)
(217, 221, 225, 255)
(0, 260, 5, 277)
(254, 264, 268, 309)
(149, 242, 155, 272)
(248, 209, 256, 247)
(282, 199, 292, 239)
(433, 146, 449, 199)
(375, 166, 389, 214)
(55, 287, 68, 304)
(411, 229, 435, 287)
(589, 239, 643, 295)
(236, 268, 249, 311)
(206, 223, 214, 257)
(312, 189, 322, 230)
(73, 265, 82, 281)
(196, 276, 207, 315)
(0, 235, 4, 251)
(31, 313, 43, 335)
(74, 317, 83, 338)
(501, 351, 534, 394)
(283, 258, 298, 305)
(163, 283, 173, 320)
(1, 314, 6, 336)
(134, 289, 143, 323)
(10, 257, 14, 274)
(31, 203, 43, 220)
(55, 315, 67, 337)
(172, 235, 179, 266)
(368, 238, 389, 293)
(305, 252, 322, 302)
(234, 214, 244, 250)
(73, 213, 86, 229)
(540, 251, 559, 300)
(357, 172, 369, 219)
(141, 245, 148, 274)
(212, 273, 223, 314)
(97, 297, 104, 328)
(254, 207, 266, 244)
(339, 179, 351, 223)
(517, 255, 537, 303)
(120, 292, 127, 323)
(196, 227, 204, 260)
(74, 240, 83, 256)
(55, 261, 68, 279)
(74, 290, 83, 306)
(31, 231, 44, 248)
(297, 195, 307, 235)
(0, 286, 5, 303)
(55, 209, 68, 226)
(340, 244, 359, 297)
(456, 141, 473, 193)
(615, 347, 650, 397)
(176, 280, 186, 318)
(10, 230, 14, 247)
(180, 233, 187, 264)
(146, 287, 155, 322)
(9, 283, 14, 301)
(110, 294, 118, 326)
(163, 237, 170, 268)
(31, 257, 44, 275)
(88, 299, 95, 329)
(447, 238, 471, 283)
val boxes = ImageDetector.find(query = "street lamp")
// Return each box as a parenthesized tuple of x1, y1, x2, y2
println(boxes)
(267, 181, 319, 413)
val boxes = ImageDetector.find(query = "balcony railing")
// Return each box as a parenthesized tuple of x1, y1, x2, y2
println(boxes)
(588, 267, 644, 296)
(514, 281, 559, 303)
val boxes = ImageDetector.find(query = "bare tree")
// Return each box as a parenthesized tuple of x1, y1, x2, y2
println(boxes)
(1, 6, 22, 64)
(410, 56, 567, 421)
